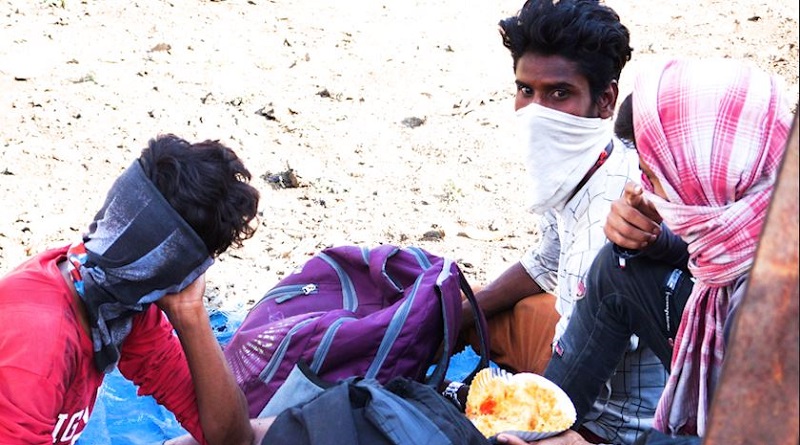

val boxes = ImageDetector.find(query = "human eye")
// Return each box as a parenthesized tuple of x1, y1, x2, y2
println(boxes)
(516, 83, 533, 96)
(551, 89, 570, 100)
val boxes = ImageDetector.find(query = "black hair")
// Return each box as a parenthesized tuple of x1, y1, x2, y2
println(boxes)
(614, 93, 634, 144)
(499, 0, 632, 101)
(139, 134, 260, 257)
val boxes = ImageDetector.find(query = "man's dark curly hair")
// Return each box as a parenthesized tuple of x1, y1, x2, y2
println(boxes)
(499, 0, 632, 101)
(138, 134, 260, 257)
(614, 93, 635, 144)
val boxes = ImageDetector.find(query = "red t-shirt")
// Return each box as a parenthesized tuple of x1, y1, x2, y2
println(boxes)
(0, 246, 205, 445)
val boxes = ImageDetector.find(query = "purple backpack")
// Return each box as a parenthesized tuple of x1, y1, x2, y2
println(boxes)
(224, 245, 489, 418)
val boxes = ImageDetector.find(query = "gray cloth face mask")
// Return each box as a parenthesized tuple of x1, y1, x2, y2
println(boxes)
(78, 160, 213, 373)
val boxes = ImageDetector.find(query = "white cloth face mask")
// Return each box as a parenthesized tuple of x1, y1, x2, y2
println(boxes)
(516, 103, 613, 214)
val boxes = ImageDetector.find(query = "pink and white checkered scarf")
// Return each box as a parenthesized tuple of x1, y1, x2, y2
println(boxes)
(632, 59, 793, 436)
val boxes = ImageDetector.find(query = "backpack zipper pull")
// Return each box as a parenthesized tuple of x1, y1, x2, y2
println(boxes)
(273, 284, 319, 303)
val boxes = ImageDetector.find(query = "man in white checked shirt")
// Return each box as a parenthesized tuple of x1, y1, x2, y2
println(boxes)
(458, 1, 680, 443)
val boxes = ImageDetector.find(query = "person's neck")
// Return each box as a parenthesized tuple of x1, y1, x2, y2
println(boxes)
(58, 259, 92, 336)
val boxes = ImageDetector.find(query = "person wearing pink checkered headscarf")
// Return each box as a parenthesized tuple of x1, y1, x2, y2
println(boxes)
(632, 58, 792, 437)
(501, 59, 794, 445)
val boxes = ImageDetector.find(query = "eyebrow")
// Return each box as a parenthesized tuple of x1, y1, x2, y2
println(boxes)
(514, 79, 576, 90)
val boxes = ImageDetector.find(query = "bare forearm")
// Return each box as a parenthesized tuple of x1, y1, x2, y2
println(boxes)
(166, 418, 274, 445)
(171, 307, 253, 445)
(479, 262, 544, 315)
(461, 262, 543, 329)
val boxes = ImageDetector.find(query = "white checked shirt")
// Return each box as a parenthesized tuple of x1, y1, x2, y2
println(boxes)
(520, 138, 668, 444)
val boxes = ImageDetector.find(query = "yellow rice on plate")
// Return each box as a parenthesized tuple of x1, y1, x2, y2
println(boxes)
(465, 368, 576, 439)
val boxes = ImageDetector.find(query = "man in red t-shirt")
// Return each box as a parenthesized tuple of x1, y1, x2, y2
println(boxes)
(0, 134, 260, 445)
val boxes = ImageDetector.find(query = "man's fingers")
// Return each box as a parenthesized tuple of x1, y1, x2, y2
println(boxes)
(637, 193, 663, 225)
(605, 223, 653, 249)
(495, 434, 531, 445)
(605, 199, 660, 249)
(611, 198, 660, 233)
(622, 182, 644, 207)
(156, 275, 207, 315)
(623, 182, 663, 225)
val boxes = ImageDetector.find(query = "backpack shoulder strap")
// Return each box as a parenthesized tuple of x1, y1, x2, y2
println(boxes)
(384, 378, 490, 445)
(356, 379, 452, 445)
(425, 261, 491, 388)
(458, 270, 490, 383)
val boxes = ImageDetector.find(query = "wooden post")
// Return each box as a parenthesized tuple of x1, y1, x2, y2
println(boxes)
(703, 113, 800, 445)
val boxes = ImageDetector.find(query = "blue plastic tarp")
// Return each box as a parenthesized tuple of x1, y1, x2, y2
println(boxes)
(77, 310, 486, 444)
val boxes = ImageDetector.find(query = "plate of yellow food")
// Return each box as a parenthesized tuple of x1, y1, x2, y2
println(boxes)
(465, 367, 576, 441)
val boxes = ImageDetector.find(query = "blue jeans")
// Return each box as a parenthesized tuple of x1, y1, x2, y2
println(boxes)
(544, 243, 694, 426)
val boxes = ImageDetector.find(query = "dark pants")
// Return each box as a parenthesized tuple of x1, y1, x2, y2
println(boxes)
(544, 243, 694, 426)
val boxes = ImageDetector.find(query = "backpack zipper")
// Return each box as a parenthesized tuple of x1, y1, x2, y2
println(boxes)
(310, 316, 358, 373)
(250, 284, 319, 311)
(318, 252, 358, 311)
(365, 274, 423, 378)
(275, 284, 318, 303)
(258, 316, 320, 384)
(406, 246, 432, 269)
(359, 245, 370, 265)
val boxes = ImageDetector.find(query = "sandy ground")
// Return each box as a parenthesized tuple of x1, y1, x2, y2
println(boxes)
(1, 0, 797, 312)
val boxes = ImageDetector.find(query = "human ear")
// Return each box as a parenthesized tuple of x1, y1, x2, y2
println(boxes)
(597, 80, 619, 119)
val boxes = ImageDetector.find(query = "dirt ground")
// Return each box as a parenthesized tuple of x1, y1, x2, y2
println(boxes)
(1, 0, 797, 312)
